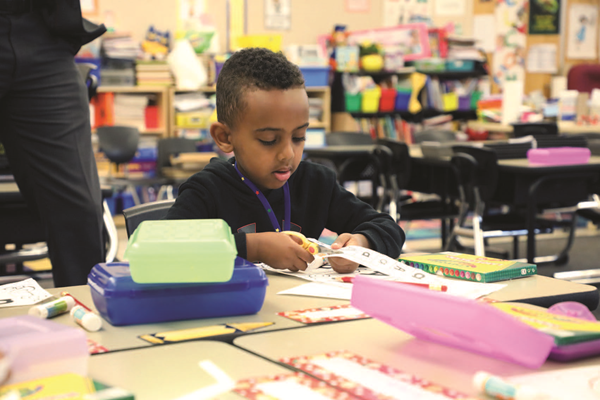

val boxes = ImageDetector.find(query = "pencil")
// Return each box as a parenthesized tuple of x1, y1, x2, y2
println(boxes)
(396, 282, 448, 292)
(60, 291, 93, 312)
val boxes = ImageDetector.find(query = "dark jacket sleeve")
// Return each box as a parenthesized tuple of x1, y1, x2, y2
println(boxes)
(40, 0, 106, 46)
(325, 178, 405, 259)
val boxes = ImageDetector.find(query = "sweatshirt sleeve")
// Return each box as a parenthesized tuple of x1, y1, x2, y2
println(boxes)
(325, 179, 405, 259)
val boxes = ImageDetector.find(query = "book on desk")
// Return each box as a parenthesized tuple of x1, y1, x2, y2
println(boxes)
(399, 252, 537, 283)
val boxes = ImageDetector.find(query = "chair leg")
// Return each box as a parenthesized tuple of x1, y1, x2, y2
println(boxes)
(472, 214, 485, 256)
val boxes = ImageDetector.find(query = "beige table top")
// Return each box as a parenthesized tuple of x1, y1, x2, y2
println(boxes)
(1, 273, 595, 353)
(234, 318, 600, 399)
(89, 341, 290, 400)
(0, 273, 350, 352)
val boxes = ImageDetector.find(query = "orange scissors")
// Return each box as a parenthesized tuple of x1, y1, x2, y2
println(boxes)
(283, 231, 329, 255)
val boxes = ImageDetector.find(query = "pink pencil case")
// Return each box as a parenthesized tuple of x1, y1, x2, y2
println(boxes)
(351, 275, 555, 368)
(527, 147, 591, 165)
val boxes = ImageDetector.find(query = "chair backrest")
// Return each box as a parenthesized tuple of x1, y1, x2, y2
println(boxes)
(413, 129, 457, 144)
(122, 199, 176, 237)
(567, 64, 600, 93)
(97, 126, 140, 165)
(75, 62, 98, 101)
(157, 138, 198, 171)
(512, 122, 558, 138)
(376, 138, 411, 189)
(451, 146, 499, 204)
(326, 131, 373, 145)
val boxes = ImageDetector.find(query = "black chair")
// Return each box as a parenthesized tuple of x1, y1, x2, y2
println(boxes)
(376, 138, 459, 248)
(155, 137, 199, 199)
(445, 146, 561, 260)
(512, 122, 558, 138)
(413, 129, 457, 144)
(305, 132, 390, 211)
(123, 199, 175, 237)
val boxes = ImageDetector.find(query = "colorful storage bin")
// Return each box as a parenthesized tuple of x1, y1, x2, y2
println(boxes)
(395, 89, 411, 111)
(446, 60, 475, 72)
(300, 67, 330, 87)
(379, 88, 397, 112)
(345, 93, 362, 112)
(361, 87, 381, 113)
(458, 95, 471, 111)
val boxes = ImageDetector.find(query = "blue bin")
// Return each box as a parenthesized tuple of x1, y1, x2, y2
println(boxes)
(395, 91, 411, 111)
(300, 67, 330, 87)
(88, 258, 268, 326)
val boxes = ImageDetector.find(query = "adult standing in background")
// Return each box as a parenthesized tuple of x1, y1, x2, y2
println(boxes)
(0, 0, 106, 286)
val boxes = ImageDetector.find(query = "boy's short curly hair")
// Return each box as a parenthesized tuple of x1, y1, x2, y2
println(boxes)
(216, 47, 305, 128)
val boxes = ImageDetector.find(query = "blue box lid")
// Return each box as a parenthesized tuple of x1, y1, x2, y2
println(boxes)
(88, 257, 267, 299)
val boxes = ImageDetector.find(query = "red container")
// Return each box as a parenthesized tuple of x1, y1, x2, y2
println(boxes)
(145, 106, 159, 129)
(379, 88, 397, 112)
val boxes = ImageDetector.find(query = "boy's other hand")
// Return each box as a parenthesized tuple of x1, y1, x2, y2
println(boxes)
(248, 232, 315, 272)
(328, 233, 369, 274)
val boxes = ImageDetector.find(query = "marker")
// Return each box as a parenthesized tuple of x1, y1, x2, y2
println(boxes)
(396, 282, 448, 292)
(29, 296, 75, 319)
(71, 305, 103, 332)
(336, 276, 355, 283)
(473, 371, 549, 400)
(60, 291, 93, 312)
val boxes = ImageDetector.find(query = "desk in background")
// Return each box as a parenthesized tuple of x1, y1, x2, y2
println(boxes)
(467, 121, 600, 135)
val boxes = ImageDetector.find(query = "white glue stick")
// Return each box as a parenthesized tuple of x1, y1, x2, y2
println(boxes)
(70, 305, 103, 332)
(473, 371, 550, 400)
(29, 296, 75, 319)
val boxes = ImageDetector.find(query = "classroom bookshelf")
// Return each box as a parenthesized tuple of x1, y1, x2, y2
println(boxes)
(95, 86, 170, 137)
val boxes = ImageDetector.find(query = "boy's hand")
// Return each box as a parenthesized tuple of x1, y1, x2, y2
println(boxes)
(247, 232, 315, 272)
(328, 233, 369, 274)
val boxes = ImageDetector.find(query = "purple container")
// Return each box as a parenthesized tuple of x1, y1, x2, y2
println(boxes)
(458, 95, 471, 111)
(395, 91, 411, 111)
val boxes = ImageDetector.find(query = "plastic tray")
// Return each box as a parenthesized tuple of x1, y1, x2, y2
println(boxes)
(124, 219, 237, 284)
(88, 258, 268, 326)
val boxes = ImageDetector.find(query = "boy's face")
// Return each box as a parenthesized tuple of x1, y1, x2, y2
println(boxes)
(227, 88, 309, 192)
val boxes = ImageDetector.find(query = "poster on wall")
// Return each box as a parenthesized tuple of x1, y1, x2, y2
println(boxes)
(492, 0, 527, 87)
(528, 0, 560, 34)
(435, 0, 466, 17)
(264, 0, 291, 30)
(383, 0, 432, 27)
(80, 0, 97, 16)
(567, 3, 597, 59)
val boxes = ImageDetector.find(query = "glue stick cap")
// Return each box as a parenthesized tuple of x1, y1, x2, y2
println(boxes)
(473, 371, 545, 400)
(70, 305, 102, 332)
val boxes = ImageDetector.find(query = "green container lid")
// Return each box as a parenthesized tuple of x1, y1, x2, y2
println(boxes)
(124, 219, 237, 284)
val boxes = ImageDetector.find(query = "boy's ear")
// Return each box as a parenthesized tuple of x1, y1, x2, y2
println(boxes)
(210, 122, 234, 154)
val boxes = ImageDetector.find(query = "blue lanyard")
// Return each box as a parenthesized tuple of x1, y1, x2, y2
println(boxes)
(234, 162, 291, 232)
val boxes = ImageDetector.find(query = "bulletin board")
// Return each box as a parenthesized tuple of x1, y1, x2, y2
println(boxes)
(476, 0, 599, 97)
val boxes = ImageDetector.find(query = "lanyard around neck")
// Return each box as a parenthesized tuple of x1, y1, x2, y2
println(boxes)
(234, 162, 291, 232)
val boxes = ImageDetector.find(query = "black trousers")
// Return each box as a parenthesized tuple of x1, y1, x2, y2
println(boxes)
(0, 8, 104, 286)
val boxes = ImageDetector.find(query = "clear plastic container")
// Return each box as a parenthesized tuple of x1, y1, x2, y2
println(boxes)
(0, 316, 88, 384)
(88, 259, 268, 326)
(124, 219, 237, 284)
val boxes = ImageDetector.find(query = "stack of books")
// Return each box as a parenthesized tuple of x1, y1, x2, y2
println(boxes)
(113, 93, 151, 131)
(136, 60, 173, 87)
(446, 36, 486, 62)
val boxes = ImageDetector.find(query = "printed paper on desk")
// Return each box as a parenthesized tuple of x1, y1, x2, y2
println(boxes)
(0, 278, 52, 308)
(277, 282, 352, 300)
(278, 304, 369, 324)
(282, 350, 480, 400)
(233, 372, 359, 400)
(508, 365, 600, 400)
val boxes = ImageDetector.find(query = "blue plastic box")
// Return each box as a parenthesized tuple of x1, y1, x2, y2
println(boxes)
(300, 66, 330, 87)
(88, 258, 268, 326)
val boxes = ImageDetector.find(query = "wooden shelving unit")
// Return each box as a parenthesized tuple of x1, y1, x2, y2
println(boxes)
(306, 86, 331, 132)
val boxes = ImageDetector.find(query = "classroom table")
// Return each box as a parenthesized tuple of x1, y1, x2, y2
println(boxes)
(234, 317, 600, 398)
(1, 272, 597, 353)
(88, 341, 290, 400)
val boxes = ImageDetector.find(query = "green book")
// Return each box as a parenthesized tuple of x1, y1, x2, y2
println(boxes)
(400, 252, 537, 283)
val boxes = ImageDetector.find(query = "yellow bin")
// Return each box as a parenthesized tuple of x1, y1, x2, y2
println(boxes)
(361, 87, 382, 113)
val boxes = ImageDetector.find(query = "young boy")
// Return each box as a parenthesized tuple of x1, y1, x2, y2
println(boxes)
(166, 48, 405, 273)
